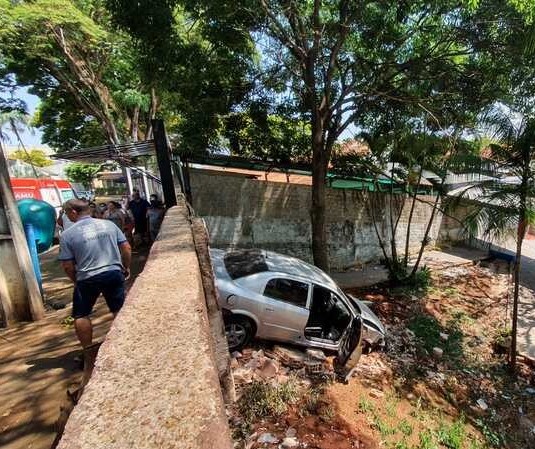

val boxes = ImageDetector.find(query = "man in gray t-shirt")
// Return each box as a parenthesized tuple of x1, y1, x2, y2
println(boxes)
(59, 199, 131, 349)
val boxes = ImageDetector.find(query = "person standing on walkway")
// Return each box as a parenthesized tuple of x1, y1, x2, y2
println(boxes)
(58, 199, 131, 349)
(147, 194, 165, 243)
(128, 188, 150, 245)
(104, 200, 125, 230)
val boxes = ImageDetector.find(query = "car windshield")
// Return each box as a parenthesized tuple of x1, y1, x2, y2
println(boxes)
(224, 249, 269, 279)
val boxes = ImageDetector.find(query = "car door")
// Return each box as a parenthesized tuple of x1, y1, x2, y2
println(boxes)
(334, 315, 363, 382)
(258, 276, 311, 345)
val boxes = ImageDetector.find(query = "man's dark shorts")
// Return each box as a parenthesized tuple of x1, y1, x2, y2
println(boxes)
(72, 270, 125, 319)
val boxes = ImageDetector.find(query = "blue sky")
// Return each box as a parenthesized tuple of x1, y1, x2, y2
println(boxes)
(2, 86, 45, 148)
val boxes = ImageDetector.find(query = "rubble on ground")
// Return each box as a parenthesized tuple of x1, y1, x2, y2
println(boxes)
(231, 344, 335, 391)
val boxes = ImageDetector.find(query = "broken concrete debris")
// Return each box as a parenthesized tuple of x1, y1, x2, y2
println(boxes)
(369, 388, 384, 399)
(231, 345, 333, 386)
(281, 436, 299, 447)
(258, 359, 279, 379)
(306, 348, 327, 361)
(285, 427, 297, 438)
(257, 432, 279, 444)
(476, 398, 489, 411)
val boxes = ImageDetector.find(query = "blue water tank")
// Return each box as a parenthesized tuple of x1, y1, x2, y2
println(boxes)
(17, 199, 56, 253)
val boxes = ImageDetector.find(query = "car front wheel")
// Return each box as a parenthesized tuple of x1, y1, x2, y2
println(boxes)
(224, 316, 254, 351)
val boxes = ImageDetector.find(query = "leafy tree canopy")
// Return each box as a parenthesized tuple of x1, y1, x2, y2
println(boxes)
(0, 0, 170, 147)
(221, 101, 311, 163)
(64, 162, 102, 187)
(106, 0, 257, 155)
(8, 149, 53, 167)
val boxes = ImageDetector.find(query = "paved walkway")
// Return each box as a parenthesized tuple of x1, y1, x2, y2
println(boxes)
(331, 246, 488, 289)
(0, 245, 148, 449)
(489, 239, 535, 360)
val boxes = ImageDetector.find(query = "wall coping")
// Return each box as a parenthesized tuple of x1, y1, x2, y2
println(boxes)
(57, 201, 233, 449)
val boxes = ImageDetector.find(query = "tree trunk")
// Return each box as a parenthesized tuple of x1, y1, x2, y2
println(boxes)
(130, 106, 140, 142)
(310, 125, 329, 271)
(146, 88, 158, 139)
(410, 192, 441, 277)
(404, 170, 423, 266)
(510, 213, 526, 371)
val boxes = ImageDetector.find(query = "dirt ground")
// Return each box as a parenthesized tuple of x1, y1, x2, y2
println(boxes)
(0, 244, 148, 449)
(230, 260, 535, 449)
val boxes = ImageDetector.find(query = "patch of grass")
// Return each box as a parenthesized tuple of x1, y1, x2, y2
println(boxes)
(417, 429, 439, 449)
(475, 418, 505, 448)
(238, 379, 299, 428)
(320, 404, 335, 422)
(410, 398, 427, 422)
(443, 286, 459, 297)
(358, 396, 376, 414)
(398, 419, 413, 436)
(450, 310, 475, 327)
(392, 441, 410, 449)
(412, 266, 433, 291)
(303, 386, 323, 415)
(408, 313, 463, 363)
(373, 414, 397, 438)
(385, 393, 399, 418)
(437, 415, 466, 449)
(493, 326, 512, 349)
(468, 440, 488, 449)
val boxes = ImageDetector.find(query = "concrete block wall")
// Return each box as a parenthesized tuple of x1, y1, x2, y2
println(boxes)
(190, 169, 459, 269)
(57, 200, 233, 449)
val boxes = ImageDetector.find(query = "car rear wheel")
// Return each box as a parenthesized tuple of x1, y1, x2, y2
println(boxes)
(224, 316, 254, 351)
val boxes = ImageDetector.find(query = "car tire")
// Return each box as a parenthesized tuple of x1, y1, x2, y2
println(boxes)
(224, 316, 254, 352)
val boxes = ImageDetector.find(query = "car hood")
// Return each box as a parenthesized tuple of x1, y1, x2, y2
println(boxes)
(347, 294, 386, 336)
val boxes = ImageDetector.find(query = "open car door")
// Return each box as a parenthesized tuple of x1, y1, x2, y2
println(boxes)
(334, 315, 363, 383)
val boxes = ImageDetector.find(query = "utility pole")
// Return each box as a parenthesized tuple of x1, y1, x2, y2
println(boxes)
(152, 119, 177, 207)
(0, 143, 44, 326)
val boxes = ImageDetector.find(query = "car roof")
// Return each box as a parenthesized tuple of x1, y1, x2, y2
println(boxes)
(263, 251, 339, 290)
(216, 248, 339, 291)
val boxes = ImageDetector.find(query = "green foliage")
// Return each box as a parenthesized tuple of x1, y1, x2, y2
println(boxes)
(105, 0, 256, 155)
(437, 415, 467, 449)
(475, 419, 505, 447)
(32, 92, 106, 152)
(237, 379, 299, 426)
(222, 107, 311, 162)
(358, 395, 376, 414)
(411, 267, 432, 291)
(398, 419, 413, 437)
(64, 162, 102, 187)
(8, 149, 53, 167)
(418, 430, 439, 449)
(408, 314, 464, 362)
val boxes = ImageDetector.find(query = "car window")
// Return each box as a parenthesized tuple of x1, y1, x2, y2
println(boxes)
(264, 278, 309, 308)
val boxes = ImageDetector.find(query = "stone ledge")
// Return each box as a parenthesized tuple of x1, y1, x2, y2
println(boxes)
(57, 201, 233, 449)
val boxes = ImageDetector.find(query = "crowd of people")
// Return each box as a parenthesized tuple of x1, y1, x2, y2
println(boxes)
(58, 188, 165, 248)
(57, 189, 165, 354)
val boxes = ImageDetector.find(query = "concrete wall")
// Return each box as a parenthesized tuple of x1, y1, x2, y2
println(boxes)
(190, 169, 461, 270)
(57, 200, 233, 449)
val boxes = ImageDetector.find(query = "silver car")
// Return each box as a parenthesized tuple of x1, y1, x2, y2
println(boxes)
(210, 249, 386, 359)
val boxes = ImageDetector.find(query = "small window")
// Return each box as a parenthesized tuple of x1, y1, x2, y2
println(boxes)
(264, 278, 308, 307)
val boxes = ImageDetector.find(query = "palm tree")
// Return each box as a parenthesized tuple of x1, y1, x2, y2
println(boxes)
(0, 110, 37, 176)
(459, 108, 535, 371)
